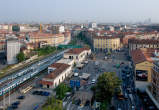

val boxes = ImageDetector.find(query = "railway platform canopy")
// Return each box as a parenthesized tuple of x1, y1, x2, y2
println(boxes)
(58, 44, 82, 49)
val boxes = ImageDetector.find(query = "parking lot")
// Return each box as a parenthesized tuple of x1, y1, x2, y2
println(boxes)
(0, 87, 53, 110)
(0, 69, 51, 110)
(64, 49, 132, 110)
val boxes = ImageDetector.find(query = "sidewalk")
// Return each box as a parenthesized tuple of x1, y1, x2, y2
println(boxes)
(146, 87, 159, 109)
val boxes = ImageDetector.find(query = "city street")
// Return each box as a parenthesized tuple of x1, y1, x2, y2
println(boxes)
(64, 49, 132, 110)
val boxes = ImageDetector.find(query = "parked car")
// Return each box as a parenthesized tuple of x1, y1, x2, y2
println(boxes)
(12, 101, 20, 106)
(41, 91, 50, 96)
(84, 100, 90, 106)
(17, 95, 25, 100)
(74, 73, 79, 77)
(91, 79, 96, 84)
(32, 91, 39, 95)
(10, 104, 18, 109)
(74, 99, 81, 106)
(32, 91, 50, 96)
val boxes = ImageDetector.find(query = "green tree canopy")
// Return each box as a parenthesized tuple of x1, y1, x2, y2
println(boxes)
(34, 46, 56, 56)
(16, 52, 25, 62)
(55, 83, 72, 100)
(94, 72, 121, 102)
(42, 96, 63, 110)
(12, 25, 20, 32)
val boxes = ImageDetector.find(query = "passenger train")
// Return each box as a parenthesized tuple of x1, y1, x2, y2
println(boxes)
(0, 49, 67, 96)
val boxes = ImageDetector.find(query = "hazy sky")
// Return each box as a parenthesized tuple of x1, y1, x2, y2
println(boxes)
(0, 0, 159, 23)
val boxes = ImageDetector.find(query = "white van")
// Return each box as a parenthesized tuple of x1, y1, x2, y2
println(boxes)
(74, 73, 79, 77)
(91, 79, 96, 84)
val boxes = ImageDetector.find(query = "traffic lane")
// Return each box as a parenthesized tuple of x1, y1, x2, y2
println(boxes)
(125, 73, 142, 110)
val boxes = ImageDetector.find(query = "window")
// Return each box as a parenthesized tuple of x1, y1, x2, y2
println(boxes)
(69, 56, 71, 59)
(47, 84, 49, 88)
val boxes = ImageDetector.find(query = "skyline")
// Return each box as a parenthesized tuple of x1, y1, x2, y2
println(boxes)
(0, 0, 159, 23)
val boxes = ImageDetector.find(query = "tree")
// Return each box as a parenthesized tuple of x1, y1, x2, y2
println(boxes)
(16, 52, 25, 62)
(43, 96, 63, 110)
(12, 25, 20, 32)
(93, 72, 121, 102)
(55, 83, 72, 100)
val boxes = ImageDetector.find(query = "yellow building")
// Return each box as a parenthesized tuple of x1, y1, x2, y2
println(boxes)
(135, 61, 153, 82)
(131, 48, 158, 82)
(93, 36, 120, 52)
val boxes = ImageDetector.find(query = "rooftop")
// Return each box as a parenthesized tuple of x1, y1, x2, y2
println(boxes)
(45, 63, 70, 79)
(94, 36, 120, 39)
(28, 32, 64, 38)
(131, 48, 159, 64)
(128, 39, 159, 44)
(65, 47, 90, 55)
(57, 58, 74, 64)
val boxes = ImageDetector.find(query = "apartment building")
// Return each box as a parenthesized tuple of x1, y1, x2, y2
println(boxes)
(6, 38, 20, 64)
(28, 32, 65, 46)
(93, 36, 120, 52)
(0, 41, 5, 52)
(128, 39, 159, 54)
(151, 61, 159, 108)
(63, 31, 71, 44)
(131, 48, 159, 82)
(51, 25, 65, 34)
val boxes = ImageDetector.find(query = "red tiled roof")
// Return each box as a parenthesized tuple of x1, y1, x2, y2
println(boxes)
(94, 36, 120, 39)
(131, 49, 147, 64)
(128, 39, 159, 44)
(28, 32, 64, 38)
(0, 42, 5, 44)
(131, 48, 159, 64)
(65, 48, 90, 54)
(45, 63, 70, 79)
(40, 80, 53, 85)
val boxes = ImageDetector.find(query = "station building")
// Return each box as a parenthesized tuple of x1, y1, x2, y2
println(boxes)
(40, 63, 71, 88)
(63, 48, 91, 64)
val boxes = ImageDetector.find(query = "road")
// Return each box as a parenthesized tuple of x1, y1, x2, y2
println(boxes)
(64, 49, 132, 110)
(113, 48, 143, 110)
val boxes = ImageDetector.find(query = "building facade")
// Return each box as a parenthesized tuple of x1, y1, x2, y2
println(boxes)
(128, 39, 159, 54)
(6, 38, 20, 64)
(40, 63, 71, 88)
(89, 22, 97, 29)
(151, 61, 159, 108)
(93, 36, 120, 52)
(51, 25, 65, 34)
(28, 32, 65, 46)
(64, 48, 91, 63)
(130, 48, 159, 82)
(0, 41, 5, 53)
